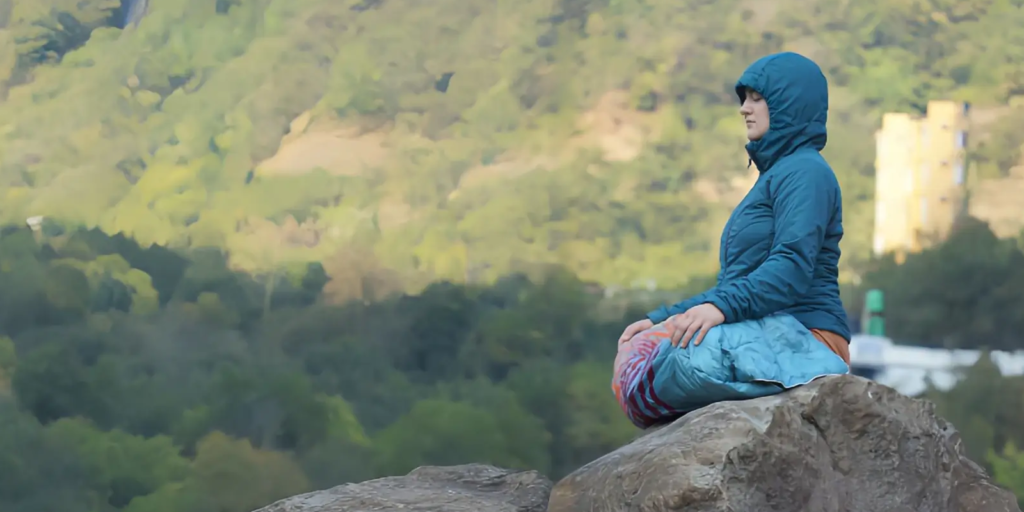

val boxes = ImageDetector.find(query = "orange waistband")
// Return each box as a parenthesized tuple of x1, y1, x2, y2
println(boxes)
(810, 328, 850, 365)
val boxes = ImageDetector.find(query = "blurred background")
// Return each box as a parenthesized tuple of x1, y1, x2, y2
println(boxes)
(1, 0, 1024, 510)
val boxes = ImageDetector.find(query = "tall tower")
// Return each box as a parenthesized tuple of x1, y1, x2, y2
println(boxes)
(917, 101, 969, 246)
(872, 101, 969, 260)
(873, 112, 921, 259)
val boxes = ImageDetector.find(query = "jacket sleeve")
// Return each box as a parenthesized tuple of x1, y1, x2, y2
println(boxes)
(646, 290, 713, 324)
(704, 167, 837, 323)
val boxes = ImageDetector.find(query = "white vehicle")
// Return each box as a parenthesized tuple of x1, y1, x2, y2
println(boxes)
(849, 334, 1024, 396)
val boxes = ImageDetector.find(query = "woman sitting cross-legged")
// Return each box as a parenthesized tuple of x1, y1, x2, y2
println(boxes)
(612, 52, 851, 429)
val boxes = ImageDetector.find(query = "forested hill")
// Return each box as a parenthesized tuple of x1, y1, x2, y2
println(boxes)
(2, 0, 1024, 295)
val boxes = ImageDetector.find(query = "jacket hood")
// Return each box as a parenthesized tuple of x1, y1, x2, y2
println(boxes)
(736, 52, 828, 172)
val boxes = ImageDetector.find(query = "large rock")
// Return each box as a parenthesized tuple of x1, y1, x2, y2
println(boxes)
(547, 375, 1020, 512)
(253, 464, 552, 512)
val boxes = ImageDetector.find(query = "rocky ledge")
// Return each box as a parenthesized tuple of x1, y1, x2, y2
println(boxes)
(254, 375, 1020, 512)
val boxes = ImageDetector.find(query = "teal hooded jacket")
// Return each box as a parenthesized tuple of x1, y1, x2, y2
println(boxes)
(648, 52, 850, 340)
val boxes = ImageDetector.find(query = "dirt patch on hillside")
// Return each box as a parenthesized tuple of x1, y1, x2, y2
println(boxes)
(970, 164, 1024, 238)
(566, 90, 659, 162)
(454, 90, 661, 194)
(257, 113, 392, 176)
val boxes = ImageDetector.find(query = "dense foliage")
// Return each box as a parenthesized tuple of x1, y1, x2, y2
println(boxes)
(0, 226, 640, 511)
(0, 221, 1020, 511)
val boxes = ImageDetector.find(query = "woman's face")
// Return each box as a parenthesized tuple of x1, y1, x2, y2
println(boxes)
(739, 87, 769, 141)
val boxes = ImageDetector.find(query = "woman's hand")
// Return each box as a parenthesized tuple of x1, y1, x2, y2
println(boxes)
(667, 303, 725, 348)
(618, 318, 654, 343)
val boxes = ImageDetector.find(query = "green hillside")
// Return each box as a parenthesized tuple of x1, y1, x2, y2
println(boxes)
(2, 0, 1024, 297)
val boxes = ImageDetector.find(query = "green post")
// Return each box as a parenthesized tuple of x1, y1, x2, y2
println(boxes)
(863, 289, 885, 336)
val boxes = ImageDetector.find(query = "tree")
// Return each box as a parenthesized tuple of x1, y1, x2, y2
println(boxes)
(990, 442, 1024, 509)
(434, 379, 553, 474)
(562, 361, 639, 466)
(124, 432, 311, 512)
(371, 399, 515, 476)
(189, 432, 311, 512)
(298, 394, 374, 488)
(861, 218, 1024, 350)
(925, 356, 1024, 464)
(0, 400, 96, 512)
(46, 418, 191, 509)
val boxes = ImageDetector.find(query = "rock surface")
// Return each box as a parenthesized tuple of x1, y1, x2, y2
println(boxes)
(547, 374, 1020, 512)
(252, 464, 552, 512)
